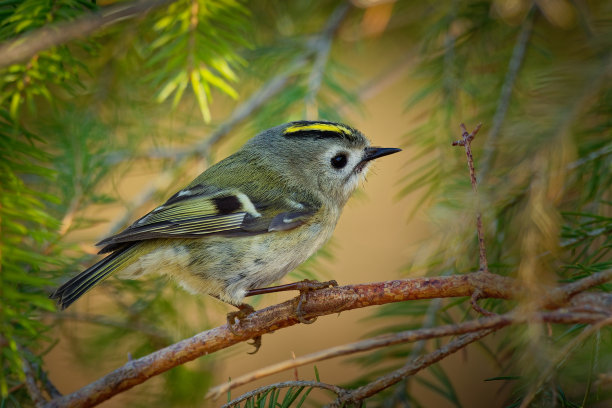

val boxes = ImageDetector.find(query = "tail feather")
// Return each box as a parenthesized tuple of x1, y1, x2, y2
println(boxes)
(50, 244, 137, 309)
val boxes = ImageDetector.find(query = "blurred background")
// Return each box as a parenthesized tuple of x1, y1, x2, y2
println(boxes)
(1, 0, 611, 407)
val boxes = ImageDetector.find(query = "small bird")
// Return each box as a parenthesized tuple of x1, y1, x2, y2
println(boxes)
(51, 120, 400, 339)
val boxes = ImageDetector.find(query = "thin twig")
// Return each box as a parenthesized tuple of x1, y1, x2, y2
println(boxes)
(0, 0, 177, 68)
(328, 329, 496, 407)
(452, 123, 488, 274)
(479, 7, 536, 180)
(519, 316, 612, 408)
(223, 380, 347, 408)
(47, 312, 171, 343)
(206, 309, 604, 400)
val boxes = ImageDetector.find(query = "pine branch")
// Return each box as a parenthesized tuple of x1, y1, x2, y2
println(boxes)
(479, 6, 536, 180)
(207, 309, 605, 401)
(0, 0, 178, 68)
(44, 269, 611, 408)
(223, 380, 347, 408)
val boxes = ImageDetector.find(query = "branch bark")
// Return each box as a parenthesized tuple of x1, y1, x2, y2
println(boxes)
(0, 0, 177, 68)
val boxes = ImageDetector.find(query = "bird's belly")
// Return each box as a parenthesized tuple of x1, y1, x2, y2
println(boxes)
(121, 220, 335, 305)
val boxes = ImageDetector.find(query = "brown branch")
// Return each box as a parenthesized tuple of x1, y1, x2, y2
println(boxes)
(207, 310, 605, 400)
(44, 269, 611, 408)
(328, 329, 496, 407)
(223, 380, 347, 408)
(0, 0, 177, 68)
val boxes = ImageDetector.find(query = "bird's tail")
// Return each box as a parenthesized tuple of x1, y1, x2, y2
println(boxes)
(50, 243, 138, 310)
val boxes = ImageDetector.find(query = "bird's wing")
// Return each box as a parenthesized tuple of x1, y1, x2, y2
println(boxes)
(96, 183, 320, 253)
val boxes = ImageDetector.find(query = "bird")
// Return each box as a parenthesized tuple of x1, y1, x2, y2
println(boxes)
(50, 120, 400, 349)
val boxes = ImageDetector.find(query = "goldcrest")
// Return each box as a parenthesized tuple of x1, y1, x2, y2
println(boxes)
(51, 121, 401, 311)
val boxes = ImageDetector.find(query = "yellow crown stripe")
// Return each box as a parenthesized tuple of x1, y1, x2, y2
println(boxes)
(284, 123, 351, 136)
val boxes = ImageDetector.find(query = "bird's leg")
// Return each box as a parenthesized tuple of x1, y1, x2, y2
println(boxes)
(245, 279, 338, 324)
(212, 296, 261, 354)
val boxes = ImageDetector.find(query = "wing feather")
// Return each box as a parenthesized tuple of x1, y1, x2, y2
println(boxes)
(96, 182, 322, 253)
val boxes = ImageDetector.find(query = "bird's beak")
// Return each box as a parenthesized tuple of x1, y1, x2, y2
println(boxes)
(354, 147, 401, 173)
(361, 147, 402, 162)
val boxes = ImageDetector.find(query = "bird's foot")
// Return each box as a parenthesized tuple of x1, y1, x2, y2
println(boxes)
(227, 303, 262, 354)
(294, 279, 338, 324)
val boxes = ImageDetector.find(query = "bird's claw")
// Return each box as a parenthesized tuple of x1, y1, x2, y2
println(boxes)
(294, 279, 338, 324)
(226, 303, 262, 353)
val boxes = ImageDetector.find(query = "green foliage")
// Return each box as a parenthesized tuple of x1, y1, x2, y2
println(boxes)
(0, 108, 60, 398)
(356, 0, 612, 406)
(2, 0, 610, 406)
(143, 0, 250, 122)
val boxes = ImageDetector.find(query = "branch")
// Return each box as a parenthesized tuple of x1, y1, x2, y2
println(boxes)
(452, 123, 488, 273)
(304, 3, 350, 119)
(479, 7, 535, 180)
(328, 329, 496, 406)
(0, 0, 177, 68)
(519, 316, 612, 408)
(206, 310, 606, 400)
(44, 269, 611, 407)
(223, 380, 347, 408)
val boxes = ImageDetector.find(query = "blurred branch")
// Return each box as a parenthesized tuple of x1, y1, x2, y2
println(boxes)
(44, 269, 611, 408)
(304, 3, 350, 119)
(0, 0, 177, 68)
(47, 312, 171, 343)
(207, 309, 604, 400)
(519, 316, 612, 408)
(479, 7, 535, 180)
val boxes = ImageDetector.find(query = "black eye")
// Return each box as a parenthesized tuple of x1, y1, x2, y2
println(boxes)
(330, 153, 348, 169)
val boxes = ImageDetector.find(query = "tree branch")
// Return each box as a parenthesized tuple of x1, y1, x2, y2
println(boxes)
(223, 380, 347, 408)
(479, 6, 535, 180)
(207, 309, 606, 400)
(0, 0, 177, 68)
(44, 269, 611, 408)
(328, 329, 497, 406)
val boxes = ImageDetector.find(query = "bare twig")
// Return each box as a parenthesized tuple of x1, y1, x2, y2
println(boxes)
(479, 7, 536, 180)
(328, 329, 496, 407)
(223, 380, 347, 408)
(470, 290, 497, 316)
(207, 309, 604, 400)
(452, 123, 488, 274)
(0, 0, 177, 68)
